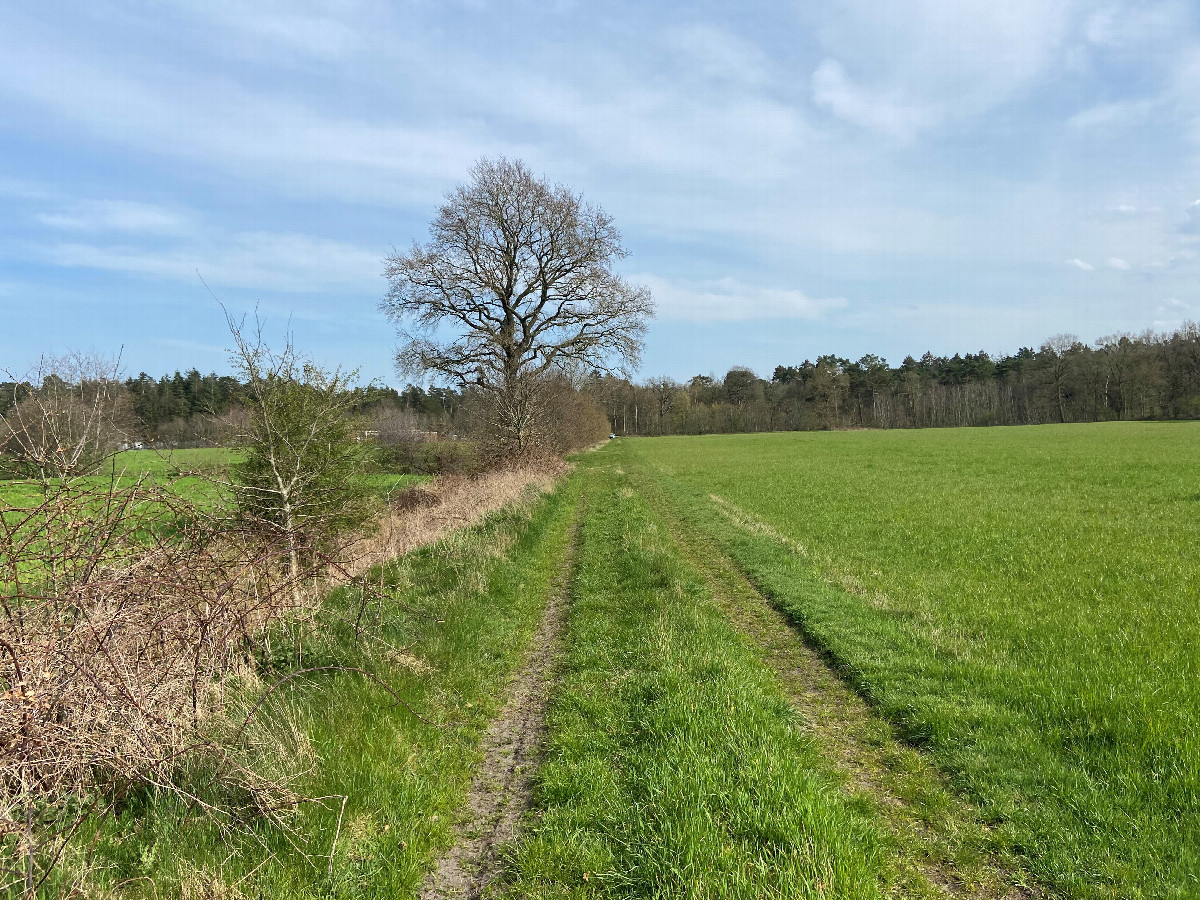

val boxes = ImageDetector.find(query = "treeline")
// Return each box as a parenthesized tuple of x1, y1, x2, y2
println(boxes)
(0, 370, 465, 446)
(586, 323, 1200, 435)
(1, 367, 613, 464)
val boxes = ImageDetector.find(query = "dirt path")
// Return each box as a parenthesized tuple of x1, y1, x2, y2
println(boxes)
(656, 495, 1047, 900)
(419, 504, 581, 899)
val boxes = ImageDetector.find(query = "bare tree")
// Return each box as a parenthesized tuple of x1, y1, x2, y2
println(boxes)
(646, 377, 679, 435)
(1041, 334, 1081, 423)
(380, 157, 654, 457)
(0, 353, 131, 485)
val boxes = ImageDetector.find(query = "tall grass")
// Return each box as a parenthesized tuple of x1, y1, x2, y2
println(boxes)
(35, 476, 578, 898)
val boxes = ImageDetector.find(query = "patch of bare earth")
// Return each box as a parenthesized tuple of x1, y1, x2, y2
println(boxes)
(419, 503, 581, 900)
(344, 465, 566, 579)
(662, 494, 1048, 900)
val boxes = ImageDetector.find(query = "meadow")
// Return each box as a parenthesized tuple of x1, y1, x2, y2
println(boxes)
(0, 447, 422, 509)
(10, 425, 1197, 898)
(613, 423, 1200, 899)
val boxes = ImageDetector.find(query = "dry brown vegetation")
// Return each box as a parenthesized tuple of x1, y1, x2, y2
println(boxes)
(345, 466, 565, 580)
(0, 457, 570, 898)
(0, 475, 332, 898)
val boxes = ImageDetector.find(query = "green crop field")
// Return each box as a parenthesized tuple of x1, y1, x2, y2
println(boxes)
(604, 422, 1200, 899)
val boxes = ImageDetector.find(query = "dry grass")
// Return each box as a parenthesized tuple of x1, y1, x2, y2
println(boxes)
(343, 465, 566, 579)
(0, 479, 339, 897)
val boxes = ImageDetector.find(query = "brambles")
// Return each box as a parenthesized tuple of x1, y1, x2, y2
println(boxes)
(0, 473, 321, 897)
(0, 334, 389, 897)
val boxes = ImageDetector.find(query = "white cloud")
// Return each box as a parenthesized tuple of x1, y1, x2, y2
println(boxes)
(1154, 296, 1193, 329)
(36, 201, 184, 233)
(1107, 256, 1131, 269)
(1070, 258, 1095, 269)
(811, 59, 937, 137)
(636, 274, 848, 322)
(1067, 98, 1161, 128)
(807, 0, 1077, 129)
(667, 24, 772, 86)
(1084, 1, 1193, 48)
(43, 232, 381, 292)
(0, 36, 489, 206)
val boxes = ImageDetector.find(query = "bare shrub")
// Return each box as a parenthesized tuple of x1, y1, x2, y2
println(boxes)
(368, 402, 422, 446)
(1, 354, 133, 483)
(455, 375, 608, 465)
(0, 472, 329, 897)
(538, 376, 612, 455)
(155, 406, 248, 449)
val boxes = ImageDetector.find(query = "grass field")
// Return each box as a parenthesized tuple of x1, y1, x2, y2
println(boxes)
(502, 470, 883, 898)
(18, 425, 1198, 898)
(612, 423, 1200, 899)
(0, 447, 425, 508)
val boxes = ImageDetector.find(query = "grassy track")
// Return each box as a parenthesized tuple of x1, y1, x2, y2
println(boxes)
(501, 461, 885, 899)
(74, 478, 577, 899)
(614, 424, 1200, 899)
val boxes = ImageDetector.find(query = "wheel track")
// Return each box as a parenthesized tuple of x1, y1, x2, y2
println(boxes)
(656, 489, 1049, 900)
(420, 501, 582, 899)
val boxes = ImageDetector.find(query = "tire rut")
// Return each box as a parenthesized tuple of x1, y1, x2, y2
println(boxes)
(660, 496, 1049, 900)
(420, 503, 582, 900)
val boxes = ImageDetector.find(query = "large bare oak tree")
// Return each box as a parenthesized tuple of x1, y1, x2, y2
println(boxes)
(380, 157, 653, 455)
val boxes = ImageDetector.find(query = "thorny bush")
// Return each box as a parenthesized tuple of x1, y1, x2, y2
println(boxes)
(0, 470, 377, 898)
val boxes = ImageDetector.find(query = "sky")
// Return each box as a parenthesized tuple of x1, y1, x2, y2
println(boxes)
(2, 0, 1199, 385)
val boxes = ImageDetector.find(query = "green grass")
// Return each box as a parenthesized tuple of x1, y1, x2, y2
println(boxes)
(51, 477, 577, 899)
(0, 447, 241, 511)
(358, 472, 428, 501)
(110, 447, 243, 477)
(613, 423, 1200, 899)
(0, 447, 428, 510)
(501, 462, 884, 899)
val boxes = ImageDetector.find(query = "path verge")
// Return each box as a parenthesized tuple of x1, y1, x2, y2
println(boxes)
(420, 502, 582, 899)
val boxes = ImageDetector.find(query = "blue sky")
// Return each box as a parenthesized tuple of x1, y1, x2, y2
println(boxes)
(2, 0, 1199, 385)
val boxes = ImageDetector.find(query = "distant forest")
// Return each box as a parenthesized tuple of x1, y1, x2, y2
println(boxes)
(590, 323, 1200, 435)
(4, 323, 1198, 446)
(120, 372, 460, 433)
(0, 371, 463, 446)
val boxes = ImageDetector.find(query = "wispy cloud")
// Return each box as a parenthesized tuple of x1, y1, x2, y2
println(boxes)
(35, 201, 185, 233)
(1107, 257, 1131, 269)
(1067, 98, 1162, 128)
(637, 274, 848, 323)
(2, 1, 1200, 380)
(42, 232, 382, 292)
(811, 60, 937, 138)
(1154, 296, 1193, 329)
(806, 0, 1076, 127)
